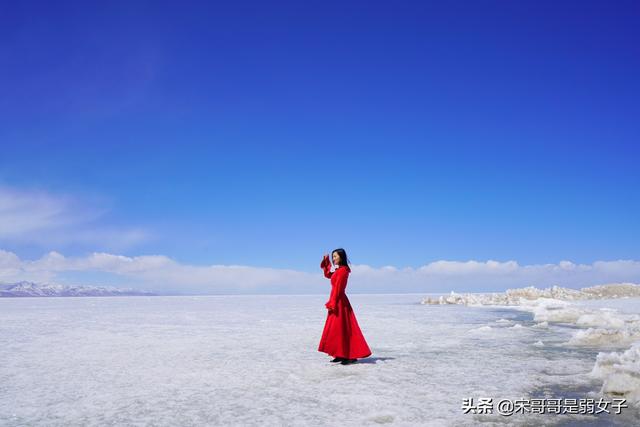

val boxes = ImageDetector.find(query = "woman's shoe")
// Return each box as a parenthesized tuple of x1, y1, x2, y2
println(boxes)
(340, 358, 357, 365)
(330, 357, 345, 363)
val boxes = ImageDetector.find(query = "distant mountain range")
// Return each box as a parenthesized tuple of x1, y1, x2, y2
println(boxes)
(0, 281, 157, 297)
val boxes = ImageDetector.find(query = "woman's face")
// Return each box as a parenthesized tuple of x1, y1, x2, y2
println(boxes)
(332, 252, 341, 266)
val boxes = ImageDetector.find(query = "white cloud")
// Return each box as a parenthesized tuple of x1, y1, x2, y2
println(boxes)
(0, 185, 149, 250)
(0, 186, 86, 234)
(417, 259, 520, 274)
(1, 249, 640, 295)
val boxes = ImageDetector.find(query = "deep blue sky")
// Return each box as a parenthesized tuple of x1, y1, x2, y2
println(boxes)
(1, 0, 639, 272)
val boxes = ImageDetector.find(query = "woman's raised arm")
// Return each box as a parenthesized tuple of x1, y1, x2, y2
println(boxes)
(320, 255, 333, 278)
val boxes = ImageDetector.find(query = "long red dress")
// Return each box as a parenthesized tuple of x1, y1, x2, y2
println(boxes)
(317, 258, 372, 359)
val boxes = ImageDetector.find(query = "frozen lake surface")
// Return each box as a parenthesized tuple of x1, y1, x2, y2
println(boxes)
(1, 293, 638, 426)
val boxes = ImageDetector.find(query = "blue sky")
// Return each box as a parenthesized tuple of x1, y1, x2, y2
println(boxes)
(0, 1, 638, 293)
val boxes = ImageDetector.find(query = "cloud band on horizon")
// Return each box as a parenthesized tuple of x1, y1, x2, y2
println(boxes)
(1, 249, 639, 295)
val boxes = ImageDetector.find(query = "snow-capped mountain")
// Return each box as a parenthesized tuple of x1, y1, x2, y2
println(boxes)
(0, 281, 157, 297)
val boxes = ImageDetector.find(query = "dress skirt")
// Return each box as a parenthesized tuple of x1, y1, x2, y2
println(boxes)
(318, 294, 372, 359)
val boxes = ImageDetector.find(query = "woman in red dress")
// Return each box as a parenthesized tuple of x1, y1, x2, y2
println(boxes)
(318, 248, 372, 365)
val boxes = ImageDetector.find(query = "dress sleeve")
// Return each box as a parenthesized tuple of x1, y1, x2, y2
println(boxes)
(321, 256, 333, 279)
(325, 269, 347, 311)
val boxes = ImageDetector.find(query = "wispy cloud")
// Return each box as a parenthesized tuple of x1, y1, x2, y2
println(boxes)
(0, 185, 149, 250)
(1, 249, 639, 295)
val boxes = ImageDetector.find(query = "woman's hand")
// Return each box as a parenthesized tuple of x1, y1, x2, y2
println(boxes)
(321, 254, 330, 268)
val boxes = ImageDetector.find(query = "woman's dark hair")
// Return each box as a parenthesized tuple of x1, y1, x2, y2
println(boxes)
(332, 248, 350, 267)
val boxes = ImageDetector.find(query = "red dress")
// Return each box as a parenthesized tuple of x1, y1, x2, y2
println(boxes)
(317, 258, 372, 359)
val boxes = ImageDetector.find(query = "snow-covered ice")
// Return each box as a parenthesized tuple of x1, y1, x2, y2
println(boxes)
(423, 284, 640, 425)
(1, 292, 638, 426)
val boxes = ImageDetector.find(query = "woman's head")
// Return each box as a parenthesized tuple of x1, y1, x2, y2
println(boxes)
(332, 248, 349, 267)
